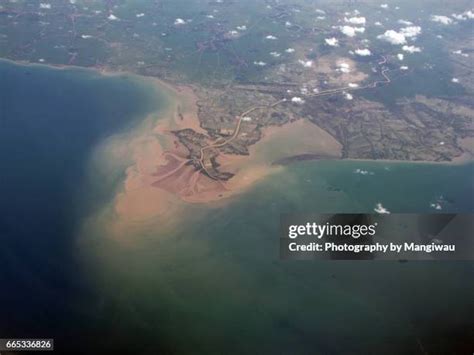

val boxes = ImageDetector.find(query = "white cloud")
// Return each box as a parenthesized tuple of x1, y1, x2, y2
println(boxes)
(402, 45, 421, 53)
(291, 96, 305, 104)
(265, 35, 278, 40)
(354, 48, 371, 56)
(340, 25, 365, 37)
(400, 65, 409, 70)
(174, 18, 186, 25)
(108, 14, 119, 21)
(400, 26, 421, 38)
(270, 51, 281, 57)
(377, 26, 421, 45)
(451, 77, 459, 83)
(452, 50, 469, 57)
(452, 10, 474, 21)
(348, 83, 359, 88)
(344, 92, 353, 100)
(236, 25, 247, 31)
(337, 62, 351, 73)
(298, 59, 313, 68)
(354, 168, 373, 175)
(397, 53, 404, 60)
(345, 16, 366, 25)
(377, 30, 406, 44)
(39, 3, 51, 9)
(285, 48, 295, 53)
(136, 13, 145, 18)
(253, 61, 266, 66)
(81, 34, 92, 39)
(374, 21, 383, 26)
(380, 4, 388, 9)
(325, 37, 339, 47)
(397, 19, 413, 25)
(374, 203, 390, 214)
(340, 26, 355, 37)
(431, 15, 453, 25)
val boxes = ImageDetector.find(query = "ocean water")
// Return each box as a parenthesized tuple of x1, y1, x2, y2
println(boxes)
(82, 159, 474, 354)
(1, 60, 473, 354)
(0, 60, 166, 352)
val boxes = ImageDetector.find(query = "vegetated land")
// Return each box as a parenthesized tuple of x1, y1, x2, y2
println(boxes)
(1, 0, 473, 183)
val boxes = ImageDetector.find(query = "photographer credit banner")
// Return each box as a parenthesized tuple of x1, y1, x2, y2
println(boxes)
(280, 214, 474, 260)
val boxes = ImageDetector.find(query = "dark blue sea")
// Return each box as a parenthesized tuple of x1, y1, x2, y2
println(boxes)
(0, 60, 162, 353)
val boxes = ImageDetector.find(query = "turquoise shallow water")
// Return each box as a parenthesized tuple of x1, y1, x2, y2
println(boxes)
(1, 60, 473, 354)
(83, 160, 474, 353)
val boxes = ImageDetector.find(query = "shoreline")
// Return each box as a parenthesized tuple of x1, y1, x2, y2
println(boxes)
(272, 154, 474, 167)
(343, 153, 474, 167)
(0, 57, 183, 95)
(3, 57, 472, 212)
(4, 56, 473, 240)
(2, 57, 471, 167)
(3, 58, 472, 161)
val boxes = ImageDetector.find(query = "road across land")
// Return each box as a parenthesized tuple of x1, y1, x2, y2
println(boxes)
(196, 55, 393, 180)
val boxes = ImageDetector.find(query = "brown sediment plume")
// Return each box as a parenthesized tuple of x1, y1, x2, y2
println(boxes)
(100, 76, 344, 237)
(149, 116, 344, 204)
(104, 81, 220, 236)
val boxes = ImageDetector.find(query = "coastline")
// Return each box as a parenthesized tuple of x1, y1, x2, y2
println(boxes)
(343, 153, 474, 167)
(2, 56, 471, 167)
(275, 153, 474, 167)
(0, 57, 183, 95)
(3, 57, 472, 239)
